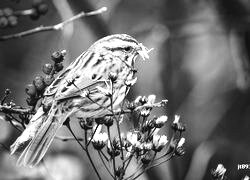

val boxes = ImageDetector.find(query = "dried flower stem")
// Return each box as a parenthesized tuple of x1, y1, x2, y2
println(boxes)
(0, 7, 107, 41)
(55, 135, 84, 142)
(85, 130, 102, 180)
(107, 126, 117, 180)
(98, 151, 115, 179)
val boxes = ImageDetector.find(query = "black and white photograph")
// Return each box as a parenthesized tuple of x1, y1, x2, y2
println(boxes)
(0, 0, 250, 180)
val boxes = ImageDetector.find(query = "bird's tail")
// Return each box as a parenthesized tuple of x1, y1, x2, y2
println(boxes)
(10, 105, 64, 167)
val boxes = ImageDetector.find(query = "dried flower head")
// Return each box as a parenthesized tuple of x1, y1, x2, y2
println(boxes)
(211, 164, 226, 180)
(152, 134, 168, 152)
(154, 115, 168, 128)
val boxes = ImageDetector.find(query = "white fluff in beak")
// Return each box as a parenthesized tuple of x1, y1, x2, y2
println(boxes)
(138, 43, 154, 61)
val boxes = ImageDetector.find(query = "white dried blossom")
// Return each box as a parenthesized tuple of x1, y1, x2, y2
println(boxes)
(134, 96, 142, 104)
(147, 95, 156, 104)
(92, 132, 108, 143)
(177, 137, 185, 148)
(142, 142, 153, 151)
(243, 176, 250, 180)
(91, 125, 108, 150)
(173, 115, 180, 124)
(214, 164, 226, 178)
(125, 77, 137, 87)
(140, 108, 151, 117)
(126, 132, 139, 146)
(155, 115, 168, 128)
(152, 134, 168, 151)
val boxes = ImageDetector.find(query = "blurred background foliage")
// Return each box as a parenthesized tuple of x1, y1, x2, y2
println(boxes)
(1, 0, 250, 179)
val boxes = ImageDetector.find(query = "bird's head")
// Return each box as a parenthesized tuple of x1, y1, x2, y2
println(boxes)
(89, 34, 153, 68)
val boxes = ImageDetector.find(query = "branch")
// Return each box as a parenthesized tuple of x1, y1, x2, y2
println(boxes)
(55, 135, 84, 142)
(0, 105, 32, 114)
(0, 7, 107, 41)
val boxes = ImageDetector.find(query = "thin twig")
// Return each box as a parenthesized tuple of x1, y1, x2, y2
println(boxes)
(55, 135, 84, 142)
(107, 126, 117, 180)
(86, 124, 99, 146)
(85, 130, 102, 180)
(0, 7, 107, 41)
(129, 154, 175, 180)
(98, 151, 115, 179)
(0, 142, 10, 152)
(0, 105, 32, 114)
(64, 119, 86, 151)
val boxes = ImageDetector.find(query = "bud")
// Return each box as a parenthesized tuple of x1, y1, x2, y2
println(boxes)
(95, 117, 105, 125)
(108, 72, 118, 82)
(107, 141, 120, 157)
(79, 118, 93, 130)
(104, 116, 113, 127)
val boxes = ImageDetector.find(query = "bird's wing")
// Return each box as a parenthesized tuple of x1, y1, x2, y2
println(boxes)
(44, 51, 90, 97)
(43, 51, 108, 102)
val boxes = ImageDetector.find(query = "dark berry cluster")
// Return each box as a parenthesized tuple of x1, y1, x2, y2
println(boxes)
(0, 0, 48, 28)
(0, 8, 17, 28)
(25, 50, 66, 108)
(30, 0, 48, 20)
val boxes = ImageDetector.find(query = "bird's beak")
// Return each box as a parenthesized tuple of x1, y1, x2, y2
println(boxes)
(137, 43, 154, 61)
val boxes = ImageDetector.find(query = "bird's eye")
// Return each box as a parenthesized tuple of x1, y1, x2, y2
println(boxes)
(124, 46, 132, 52)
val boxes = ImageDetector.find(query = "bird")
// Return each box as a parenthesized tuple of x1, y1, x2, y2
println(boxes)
(10, 34, 151, 167)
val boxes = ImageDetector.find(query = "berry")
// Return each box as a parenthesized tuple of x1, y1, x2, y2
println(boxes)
(0, 17, 8, 28)
(37, 3, 48, 15)
(8, 16, 17, 27)
(25, 84, 37, 96)
(54, 62, 64, 72)
(3, 8, 13, 16)
(33, 75, 45, 91)
(51, 51, 63, 63)
(42, 63, 53, 75)
(44, 75, 54, 86)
